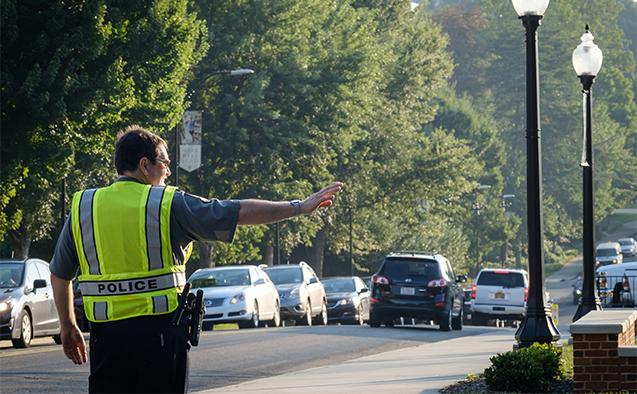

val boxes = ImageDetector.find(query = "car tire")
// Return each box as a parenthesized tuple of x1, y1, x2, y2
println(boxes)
(239, 301, 259, 329)
(368, 310, 382, 327)
(202, 322, 214, 331)
(384, 318, 395, 328)
(297, 300, 312, 326)
(313, 301, 327, 326)
(53, 334, 62, 344)
(12, 309, 33, 348)
(356, 304, 364, 325)
(439, 308, 452, 331)
(262, 300, 281, 328)
(452, 306, 463, 330)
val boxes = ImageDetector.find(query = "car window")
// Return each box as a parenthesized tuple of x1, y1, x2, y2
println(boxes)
(322, 278, 355, 293)
(264, 267, 302, 284)
(477, 272, 525, 287)
(301, 266, 314, 283)
(355, 277, 366, 291)
(381, 258, 440, 278)
(596, 248, 618, 256)
(0, 263, 25, 288)
(25, 262, 41, 290)
(444, 261, 454, 281)
(189, 269, 251, 287)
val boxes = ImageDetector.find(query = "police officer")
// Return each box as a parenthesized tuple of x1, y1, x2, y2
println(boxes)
(50, 125, 342, 393)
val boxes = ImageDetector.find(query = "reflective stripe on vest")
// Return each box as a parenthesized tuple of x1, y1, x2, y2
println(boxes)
(80, 271, 186, 296)
(71, 182, 180, 322)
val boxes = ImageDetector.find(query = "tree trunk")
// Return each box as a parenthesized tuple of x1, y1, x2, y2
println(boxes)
(263, 244, 273, 267)
(186, 242, 215, 278)
(305, 226, 328, 278)
(8, 215, 31, 259)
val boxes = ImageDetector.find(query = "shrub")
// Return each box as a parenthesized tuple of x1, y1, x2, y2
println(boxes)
(483, 343, 565, 392)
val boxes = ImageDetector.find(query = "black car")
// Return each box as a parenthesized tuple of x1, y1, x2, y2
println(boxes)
(369, 251, 467, 331)
(0, 258, 62, 348)
(322, 276, 370, 325)
(572, 277, 583, 305)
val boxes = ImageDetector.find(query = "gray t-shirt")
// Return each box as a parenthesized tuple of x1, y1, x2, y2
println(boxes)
(50, 178, 240, 280)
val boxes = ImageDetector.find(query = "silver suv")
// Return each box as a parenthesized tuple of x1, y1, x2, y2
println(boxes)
(263, 262, 327, 325)
(471, 268, 528, 326)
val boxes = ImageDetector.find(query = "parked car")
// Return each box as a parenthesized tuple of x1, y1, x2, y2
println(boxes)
(596, 262, 637, 308)
(0, 258, 61, 348)
(595, 242, 623, 267)
(572, 277, 583, 305)
(188, 265, 280, 330)
(322, 276, 370, 325)
(471, 268, 528, 326)
(368, 251, 467, 331)
(618, 238, 637, 257)
(263, 262, 327, 326)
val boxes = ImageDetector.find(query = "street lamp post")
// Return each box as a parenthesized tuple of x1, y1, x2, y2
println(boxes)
(511, 0, 561, 349)
(572, 26, 603, 322)
(175, 69, 254, 186)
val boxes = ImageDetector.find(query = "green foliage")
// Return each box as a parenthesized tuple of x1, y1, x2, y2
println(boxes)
(483, 343, 565, 393)
(1, 0, 207, 257)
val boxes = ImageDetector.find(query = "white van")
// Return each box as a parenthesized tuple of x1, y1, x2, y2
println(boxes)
(596, 262, 637, 307)
(595, 242, 623, 267)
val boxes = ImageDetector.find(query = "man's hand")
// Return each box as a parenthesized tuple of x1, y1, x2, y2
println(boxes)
(300, 182, 343, 214)
(61, 325, 87, 365)
(51, 274, 87, 365)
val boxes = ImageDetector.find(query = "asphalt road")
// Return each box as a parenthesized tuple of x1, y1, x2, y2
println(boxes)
(0, 322, 499, 393)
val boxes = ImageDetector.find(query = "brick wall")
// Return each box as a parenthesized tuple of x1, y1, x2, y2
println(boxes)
(570, 310, 637, 393)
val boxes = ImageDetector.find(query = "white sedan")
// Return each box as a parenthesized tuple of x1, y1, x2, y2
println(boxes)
(188, 265, 280, 329)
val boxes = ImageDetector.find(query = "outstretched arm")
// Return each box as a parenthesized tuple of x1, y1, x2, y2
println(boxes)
(51, 274, 87, 365)
(237, 182, 343, 225)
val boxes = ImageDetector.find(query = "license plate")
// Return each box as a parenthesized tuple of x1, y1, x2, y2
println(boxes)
(400, 287, 415, 295)
(495, 291, 505, 299)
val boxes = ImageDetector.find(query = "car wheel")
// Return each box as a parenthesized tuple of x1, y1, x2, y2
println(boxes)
(357, 304, 364, 325)
(262, 300, 281, 328)
(313, 301, 327, 326)
(12, 310, 33, 348)
(202, 322, 214, 331)
(239, 301, 259, 329)
(452, 306, 463, 330)
(297, 300, 312, 326)
(439, 308, 452, 331)
(53, 334, 62, 345)
(368, 310, 382, 327)
(384, 318, 395, 328)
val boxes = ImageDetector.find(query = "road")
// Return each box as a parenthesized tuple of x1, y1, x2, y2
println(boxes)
(0, 322, 500, 393)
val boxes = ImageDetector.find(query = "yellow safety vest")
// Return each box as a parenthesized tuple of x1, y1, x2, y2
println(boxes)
(71, 181, 186, 322)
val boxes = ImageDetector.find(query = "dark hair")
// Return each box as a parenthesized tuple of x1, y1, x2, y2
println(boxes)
(114, 126, 167, 174)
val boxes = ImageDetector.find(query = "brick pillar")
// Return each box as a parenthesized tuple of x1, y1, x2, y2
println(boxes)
(570, 310, 637, 393)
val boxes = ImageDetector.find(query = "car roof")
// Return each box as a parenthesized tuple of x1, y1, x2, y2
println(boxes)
(478, 268, 528, 274)
(597, 262, 637, 274)
(618, 238, 636, 242)
(597, 242, 620, 248)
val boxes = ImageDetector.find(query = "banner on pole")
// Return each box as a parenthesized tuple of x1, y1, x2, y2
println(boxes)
(179, 110, 202, 172)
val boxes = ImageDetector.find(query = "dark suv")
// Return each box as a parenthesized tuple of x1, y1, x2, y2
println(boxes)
(263, 262, 327, 326)
(369, 251, 467, 331)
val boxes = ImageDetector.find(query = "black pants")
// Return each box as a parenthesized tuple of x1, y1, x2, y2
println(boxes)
(89, 314, 190, 393)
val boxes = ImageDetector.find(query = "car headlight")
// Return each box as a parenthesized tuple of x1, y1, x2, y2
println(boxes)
(289, 288, 300, 298)
(230, 293, 246, 304)
(338, 299, 350, 306)
(575, 289, 581, 295)
(0, 301, 12, 313)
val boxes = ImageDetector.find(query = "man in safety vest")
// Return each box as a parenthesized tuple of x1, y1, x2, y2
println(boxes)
(50, 125, 342, 393)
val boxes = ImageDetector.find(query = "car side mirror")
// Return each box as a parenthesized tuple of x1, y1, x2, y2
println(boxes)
(254, 278, 266, 286)
(309, 277, 318, 284)
(33, 279, 47, 291)
(457, 275, 468, 283)
(360, 288, 369, 293)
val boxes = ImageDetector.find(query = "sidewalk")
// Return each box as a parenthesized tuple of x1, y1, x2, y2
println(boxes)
(195, 330, 517, 394)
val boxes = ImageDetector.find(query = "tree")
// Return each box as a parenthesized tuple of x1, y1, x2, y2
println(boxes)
(1, 0, 207, 258)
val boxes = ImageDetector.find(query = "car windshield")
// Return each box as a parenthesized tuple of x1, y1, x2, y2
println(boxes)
(322, 278, 355, 293)
(382, 259, 440, 278)
(0, 263, 24, 288)
(619, 240, 633, 246)
(595, 248, 617, 257)
(477, 272, 525, 287)
(264, 268, 302, 285)
(189, 269, 250, 287)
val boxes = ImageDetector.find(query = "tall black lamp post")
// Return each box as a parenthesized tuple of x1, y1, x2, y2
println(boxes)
(175, 69, 254, 186)
(572, 26, 603, 322)
(511, 0, 561, 349)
